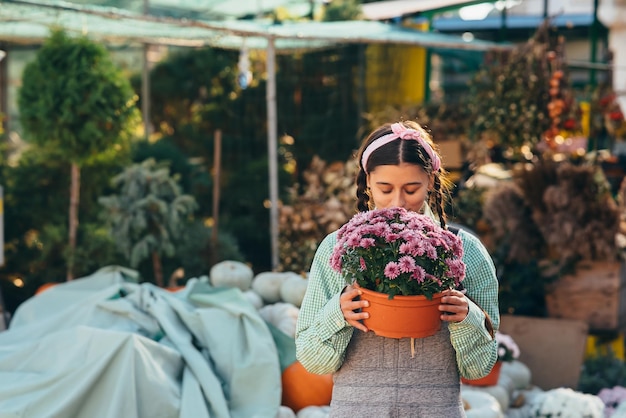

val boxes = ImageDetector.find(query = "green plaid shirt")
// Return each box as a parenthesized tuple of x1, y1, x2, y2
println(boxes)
(295, 228, 500, 380)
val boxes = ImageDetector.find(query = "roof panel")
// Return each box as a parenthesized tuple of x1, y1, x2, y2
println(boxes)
(361, 0, 489, 20)
(0, 0, 511, 51)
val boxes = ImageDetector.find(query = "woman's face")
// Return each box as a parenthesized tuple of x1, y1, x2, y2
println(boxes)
(366, 162, 432, 213)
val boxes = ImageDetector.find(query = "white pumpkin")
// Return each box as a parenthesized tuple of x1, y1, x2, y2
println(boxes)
(279, 273, 309, 307)
(243, 289, 264, 309)
(496, 372, 516, 394)
(276, 406, 296, 418)
(259, 302, 300, 338)
(501, 360, 532, 390)
(209, 260, 253, 291)
(253, 272, 290, 303)
(462, 385, 509, 412)
(462, 390, 503, 418)
(297, 405, 330, 418)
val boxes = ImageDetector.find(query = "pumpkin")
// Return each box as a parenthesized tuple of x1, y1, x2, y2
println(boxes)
(462, 390, 503, 418)
(279, 273, 309, 307)
(209, 260, 253, 291)
(35, 282, 58, 295)
(259, 302, 299, 338)
(477, 384, 509, 412)
(296, 405, 330, 418)
(243, 289, 264, 310)
(281, 360, 333, 413)
(501, 360, 532, 390)
(252, 272, 289, 303)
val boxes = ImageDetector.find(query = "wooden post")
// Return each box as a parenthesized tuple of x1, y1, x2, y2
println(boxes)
(211, 129, 222, 246)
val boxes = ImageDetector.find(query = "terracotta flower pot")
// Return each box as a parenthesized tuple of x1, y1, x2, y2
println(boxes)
(358, 286, 444, 339)
(461, 360, 502, 386)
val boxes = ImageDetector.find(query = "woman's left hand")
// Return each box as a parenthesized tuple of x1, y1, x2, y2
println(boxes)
(439, 288, 469, 323)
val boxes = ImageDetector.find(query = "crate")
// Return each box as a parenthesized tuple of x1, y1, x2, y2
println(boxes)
(545, 261, 626, 332)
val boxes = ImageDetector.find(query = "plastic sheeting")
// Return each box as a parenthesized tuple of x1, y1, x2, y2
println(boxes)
(0, 267, 282, 418)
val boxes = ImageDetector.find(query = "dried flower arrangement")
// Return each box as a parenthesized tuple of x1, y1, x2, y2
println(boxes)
(484, 159, 620, 269)
(278, 156, 358, 273)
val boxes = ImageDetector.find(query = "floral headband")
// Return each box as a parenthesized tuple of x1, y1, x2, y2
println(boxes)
(361, 123, 441, 173)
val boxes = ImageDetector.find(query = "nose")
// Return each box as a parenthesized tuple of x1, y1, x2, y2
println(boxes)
(390, 192, 406, 208)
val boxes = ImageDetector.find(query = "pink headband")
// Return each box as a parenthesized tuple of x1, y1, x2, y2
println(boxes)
(361, 123, 441, 173)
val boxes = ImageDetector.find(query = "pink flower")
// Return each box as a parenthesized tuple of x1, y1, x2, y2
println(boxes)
(398, 256, 416, 273)
(359, 257, 367, 271)
(411, 265, 426, 282)
(384, 262, 401, 279)
(359, 238, 376, 248)
(331, 207, 466, 299)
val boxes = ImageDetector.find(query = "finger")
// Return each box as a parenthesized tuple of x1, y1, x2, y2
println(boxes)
(346, 308, 369, 332)
(347, 319, 369, 332)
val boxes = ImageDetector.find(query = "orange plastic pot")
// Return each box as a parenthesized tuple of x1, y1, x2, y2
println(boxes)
(461, 360, 502, 386)
(359, 286, 444, 339)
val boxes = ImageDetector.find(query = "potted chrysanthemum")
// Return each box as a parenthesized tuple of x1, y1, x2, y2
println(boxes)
(330, 207, 466, 338)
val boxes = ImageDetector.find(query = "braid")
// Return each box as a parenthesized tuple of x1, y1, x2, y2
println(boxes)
(356, 169, 370, 212)
(431, 175, 448, 228)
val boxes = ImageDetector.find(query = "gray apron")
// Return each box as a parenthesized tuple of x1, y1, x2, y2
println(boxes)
(329, 326, 465, 417)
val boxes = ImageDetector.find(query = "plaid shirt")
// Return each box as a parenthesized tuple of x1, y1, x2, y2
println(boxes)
(295, 228, 500, 380)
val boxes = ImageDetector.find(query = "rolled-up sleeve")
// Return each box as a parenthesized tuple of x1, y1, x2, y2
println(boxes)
(295, 232, 354, 375)
(449, 230, 500, 380)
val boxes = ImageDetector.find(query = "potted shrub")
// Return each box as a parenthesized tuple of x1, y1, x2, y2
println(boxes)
(329, 207, 466, 338)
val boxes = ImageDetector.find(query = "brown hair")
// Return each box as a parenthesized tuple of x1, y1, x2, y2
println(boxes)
(355, 121, 453, 227)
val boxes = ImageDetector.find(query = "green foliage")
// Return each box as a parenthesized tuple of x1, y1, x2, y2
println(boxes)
(220, 156, 291, 273)
(132, 46, 239, 156)
(18, 29, 139, 164)
(99, 158, 198, 270)
(131, 137, 211, 214)
(445, 186, 487, 233)
(491, 247, 550, 317)
(464, 22, 566, 159)
(276, 47, 362, 165)
(174, 220, 245, 280)
(578, 350, 626, 395)
(323, 0, 362, 21)
(0, 146, 129, 292)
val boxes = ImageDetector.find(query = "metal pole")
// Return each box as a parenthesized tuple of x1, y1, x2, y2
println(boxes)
(0, 47, 7, 134)
(266, 36, 279, 271)
(589, 0, 599, 87)
(142, 0, 152, 139)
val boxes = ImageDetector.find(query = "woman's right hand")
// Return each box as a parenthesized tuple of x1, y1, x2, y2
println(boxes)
(340, 285, 370, 332)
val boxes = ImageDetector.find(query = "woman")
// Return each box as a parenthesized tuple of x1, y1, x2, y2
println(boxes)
(295, 121, 499, 417)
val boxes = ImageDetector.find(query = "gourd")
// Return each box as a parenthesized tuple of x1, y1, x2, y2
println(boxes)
(281, 360, 333, 413)
(479, 385, 510, 412)
(276, 406, 296, 418)
(209, 260, 253, 291)
(296, 405, 330, 418)
(501, 360, 532, 390)
(279, 273, 309, 307)
(35, 282, 58, 295)
(259, 302, 299, 338)
(252, 272, 289, 303)
(243, 289, 264, 310)
(462, 390, 503, 418)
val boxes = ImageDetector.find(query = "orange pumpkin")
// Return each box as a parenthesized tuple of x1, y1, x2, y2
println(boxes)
(35, 282, 58, 295)
(281, 360, 333, 412)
